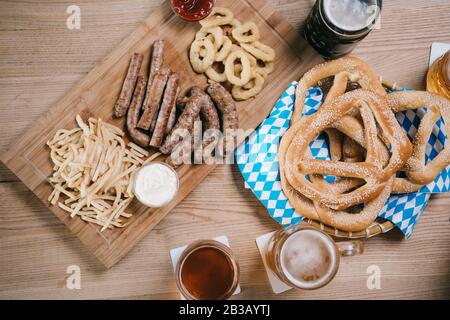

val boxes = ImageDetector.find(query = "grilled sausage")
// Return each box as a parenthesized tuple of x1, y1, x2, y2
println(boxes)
(126, 76, 150, 147)
(150, 73, 180, 148)
(166, 87, 180, 135)
(137, 66, 170, 130)
(190, 87, 220, 131)
(148, 40, 165, 89)
(160, 94, 205, 155)
(114, 53, 143, 118)
(176, 95, 189, 113)
(190, 87, 220, 160)
(206, 83, 239, 155)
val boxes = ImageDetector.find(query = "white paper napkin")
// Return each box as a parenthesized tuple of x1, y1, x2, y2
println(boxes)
(429, 42, 450, 66)
(255, 231, 292, 294)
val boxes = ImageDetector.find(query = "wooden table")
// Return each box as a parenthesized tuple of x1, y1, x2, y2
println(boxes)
(0, 0, 449, 300)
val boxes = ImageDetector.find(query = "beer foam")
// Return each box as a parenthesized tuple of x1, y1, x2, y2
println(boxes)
(280, 229, 337, 289)
(323, 0, 379, 32)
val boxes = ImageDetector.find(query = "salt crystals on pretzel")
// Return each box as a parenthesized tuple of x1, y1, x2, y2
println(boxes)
(47, 115, 149, 232)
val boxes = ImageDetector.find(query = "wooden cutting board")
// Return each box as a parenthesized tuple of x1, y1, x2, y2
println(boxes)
(0, 0, 321, 268)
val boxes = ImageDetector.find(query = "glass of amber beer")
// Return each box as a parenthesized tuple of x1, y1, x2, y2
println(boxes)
(175, 239, 240, 300)
(266, 224, 364, 290)
(427, 50, 450, 99)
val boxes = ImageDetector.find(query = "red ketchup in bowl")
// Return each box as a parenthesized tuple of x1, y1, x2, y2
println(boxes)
(171, 0, 215, 21)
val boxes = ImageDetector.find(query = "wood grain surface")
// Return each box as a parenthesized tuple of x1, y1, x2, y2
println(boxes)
(1, 0, 449, 299)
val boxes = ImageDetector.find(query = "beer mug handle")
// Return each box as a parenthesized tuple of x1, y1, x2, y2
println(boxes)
(336, 240, 364, 257)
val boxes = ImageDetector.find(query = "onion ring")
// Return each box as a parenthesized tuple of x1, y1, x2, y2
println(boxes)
(231, 45, 256, 66)
(232, 22, 260, 43)
(232, 71, 265, 101)
(223, 19, 241, 35)
(195, 27, 224, 50)
(240, 41, 275, 62)
(215, 36, 232, 62)
(200, 7, 234, 28)
(225, 50, 251, 86)
(255, 60, 274, 78)
(205, 62, 227, 82)
(189, 38, 215, 73)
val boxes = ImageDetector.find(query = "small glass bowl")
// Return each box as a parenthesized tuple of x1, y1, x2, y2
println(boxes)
(170, 0, 215, 22)
(133, 162, 180, 208)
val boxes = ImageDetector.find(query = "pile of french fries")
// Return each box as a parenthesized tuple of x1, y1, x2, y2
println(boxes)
(47, 115, 151, 231)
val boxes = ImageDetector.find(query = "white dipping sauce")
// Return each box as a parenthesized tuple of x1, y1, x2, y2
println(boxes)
(134, 163, 179, 208)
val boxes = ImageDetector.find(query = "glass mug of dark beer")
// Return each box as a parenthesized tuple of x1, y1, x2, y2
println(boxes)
(303, 0, 382, 59)
(266, 224, 364, 289)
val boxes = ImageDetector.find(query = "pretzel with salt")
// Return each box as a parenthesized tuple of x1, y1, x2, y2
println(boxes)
(386, 91, 450, 193)
(308, 102, 394, 231)
(313, 175, 394, 232)
(279, 150, 392, 232)
(293, 56, 386, 124)
(294, 56, 386, 163)
(278, 97, 393, 231)
(343, 136, 365, 162)
(282, 90, 412, 211)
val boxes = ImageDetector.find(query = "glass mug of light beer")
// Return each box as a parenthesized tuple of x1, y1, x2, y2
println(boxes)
(175, 240, 240, 300)
(303, 0, 382, 59)
(266, 224, 364, 289)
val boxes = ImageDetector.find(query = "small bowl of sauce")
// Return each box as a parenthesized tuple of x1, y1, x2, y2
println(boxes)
(171, 0, 215, 21)
(133, 162, 179, 208)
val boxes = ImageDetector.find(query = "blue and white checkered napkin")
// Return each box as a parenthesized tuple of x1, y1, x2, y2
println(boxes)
(235, 82, 450, 238)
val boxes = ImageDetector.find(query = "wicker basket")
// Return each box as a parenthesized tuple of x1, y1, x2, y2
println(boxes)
(303, 218, 395, 239)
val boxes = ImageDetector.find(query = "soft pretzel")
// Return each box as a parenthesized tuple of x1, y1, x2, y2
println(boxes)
(296, 57, 387, 166)
(322, 72, 349, 162)
(392, 177, 424, 194)
(279, 143, 390, 232)
(279, 149, 364, 223)
(332, 114, 391, 165)
(282, 90, 411, 211)
(343, 136, 365, 162)
(325, 129, 343, 161)
(279, 58, 449, 232)
(308, 103, 394, 232)
(330, 79, 365, 163)
(313, 176, 394, 232)
(279, 138, 391, 233)
(293, 56, 386, 124)
(309, 103, 387, 224)
(386, 91, 450, 192)
(279, 153, 392, 232)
